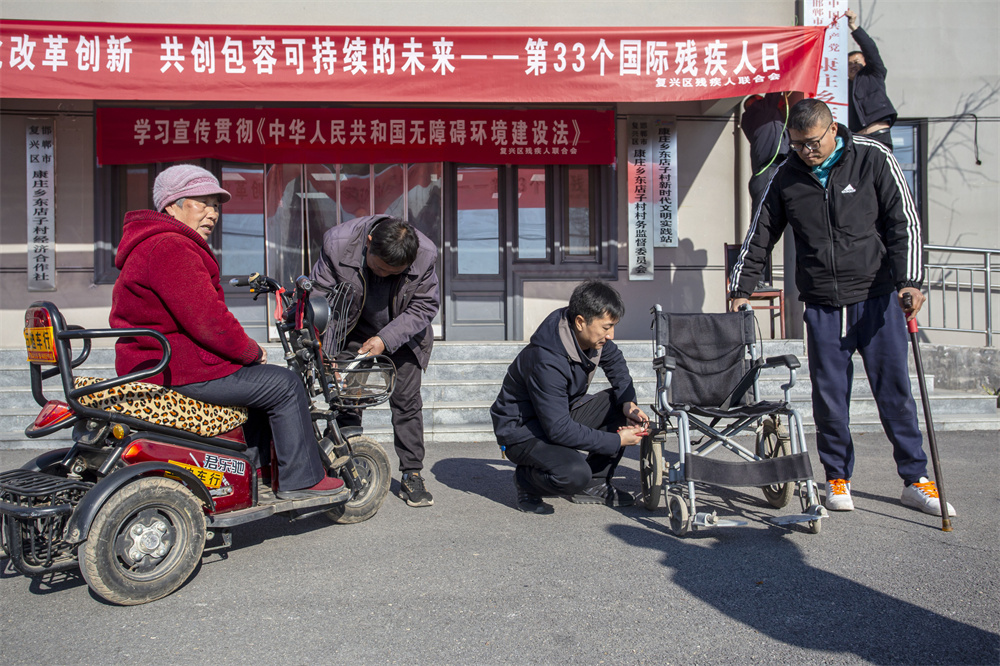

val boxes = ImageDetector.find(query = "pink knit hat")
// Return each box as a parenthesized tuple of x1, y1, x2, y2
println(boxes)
(153, 165, 232, 212)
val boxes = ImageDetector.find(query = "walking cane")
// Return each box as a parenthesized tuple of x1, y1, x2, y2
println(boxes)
(902, 293, 953, 531)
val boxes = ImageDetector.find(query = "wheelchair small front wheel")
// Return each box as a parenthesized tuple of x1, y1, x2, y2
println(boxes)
(666, 493, 690, 536)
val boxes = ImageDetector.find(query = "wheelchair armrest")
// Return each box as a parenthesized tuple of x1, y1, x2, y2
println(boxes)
(652, 354, 676, 371)
(762, 354, 801, 370)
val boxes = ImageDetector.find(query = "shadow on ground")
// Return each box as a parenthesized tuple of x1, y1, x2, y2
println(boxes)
(609, 518, 1000, 665)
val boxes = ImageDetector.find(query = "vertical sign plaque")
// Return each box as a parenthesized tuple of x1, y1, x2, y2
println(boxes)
(26, 120, 56, 291)
(653, 118, 678, 248)
(628, 116, 678, 280)
(627, 117, 653, 280)
(805, 0, 849, 123)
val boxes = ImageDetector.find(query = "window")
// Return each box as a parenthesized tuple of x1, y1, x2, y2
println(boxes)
(515, 167, 548, 260)
(95, 163, 156, 283)
(563, 166, 598, 261)
(456, 166, 501, 275)
(890, 121, 926, 224)
(218, 164, 265, 278)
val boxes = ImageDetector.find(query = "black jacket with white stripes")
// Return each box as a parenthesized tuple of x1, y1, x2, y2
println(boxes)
(730, 124, 922, 308)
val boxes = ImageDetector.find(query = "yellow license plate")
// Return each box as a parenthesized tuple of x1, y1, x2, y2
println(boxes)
(169, 461, 226, 489)
(24, 326, 57, 364)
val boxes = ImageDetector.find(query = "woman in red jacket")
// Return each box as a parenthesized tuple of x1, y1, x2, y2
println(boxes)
(110, 164, 344, 500)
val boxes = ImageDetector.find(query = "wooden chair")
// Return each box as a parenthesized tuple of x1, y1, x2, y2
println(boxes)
(724, 243, 785, 339)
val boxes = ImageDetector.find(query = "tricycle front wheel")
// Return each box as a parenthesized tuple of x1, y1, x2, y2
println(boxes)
(325, 435, 390, 524)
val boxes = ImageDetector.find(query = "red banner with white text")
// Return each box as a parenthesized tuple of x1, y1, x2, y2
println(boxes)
(1, 20, 826, 103)
(96, 107, 615, 165)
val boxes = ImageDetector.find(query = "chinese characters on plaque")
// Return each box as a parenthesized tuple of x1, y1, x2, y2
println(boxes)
(805, 0, 848, 123)
(26, 121, 55, 291)
(96, 107, 614, 166)
(628, 117, 677, 281)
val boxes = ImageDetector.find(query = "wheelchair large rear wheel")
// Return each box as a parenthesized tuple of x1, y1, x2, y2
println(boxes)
(639, 433, 663, 511)
(757, 418, 794, 509)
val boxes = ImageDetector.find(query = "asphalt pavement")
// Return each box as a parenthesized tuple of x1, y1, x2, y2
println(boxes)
(1, 431, 998, 665)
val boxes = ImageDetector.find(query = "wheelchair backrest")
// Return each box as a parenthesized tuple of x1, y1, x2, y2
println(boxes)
(654, 310, 756, 408)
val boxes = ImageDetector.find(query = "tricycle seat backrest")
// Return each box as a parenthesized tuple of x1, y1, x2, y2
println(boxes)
(73, 377, 248, 438)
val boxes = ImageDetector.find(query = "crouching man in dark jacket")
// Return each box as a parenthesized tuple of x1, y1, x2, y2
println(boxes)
(490, 280, 649, 514)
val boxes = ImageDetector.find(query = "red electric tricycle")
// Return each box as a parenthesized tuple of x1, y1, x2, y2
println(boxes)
(1, 273, 394, 605)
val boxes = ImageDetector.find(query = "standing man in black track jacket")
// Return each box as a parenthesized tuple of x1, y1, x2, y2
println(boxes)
(729, 99, 955, 519)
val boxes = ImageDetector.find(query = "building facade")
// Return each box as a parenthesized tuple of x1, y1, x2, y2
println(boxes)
(1, 1, 997, 347)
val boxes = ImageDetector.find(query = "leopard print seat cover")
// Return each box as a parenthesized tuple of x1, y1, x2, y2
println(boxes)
(73, 377, 248, 438)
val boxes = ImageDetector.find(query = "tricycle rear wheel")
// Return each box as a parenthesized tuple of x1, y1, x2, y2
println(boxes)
(325, 435, 390, 524)
(78, 476, 206, 605)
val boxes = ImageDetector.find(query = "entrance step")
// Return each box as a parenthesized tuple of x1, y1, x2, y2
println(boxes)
(1, 340, 996, 450)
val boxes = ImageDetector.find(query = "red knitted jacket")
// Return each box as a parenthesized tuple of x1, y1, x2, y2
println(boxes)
(110, 210, 260, 386)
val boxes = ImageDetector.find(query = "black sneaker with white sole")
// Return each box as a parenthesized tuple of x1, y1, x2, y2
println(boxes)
(569, 482, 635, 507)
(399, 472, 434, 507)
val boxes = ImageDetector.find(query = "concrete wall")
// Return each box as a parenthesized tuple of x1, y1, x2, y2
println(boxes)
(0, 99, 114, 347)
(914, 345, 1000, 394)
(866, 1, 999, 252)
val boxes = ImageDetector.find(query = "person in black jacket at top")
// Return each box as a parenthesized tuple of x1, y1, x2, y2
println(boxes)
(729, 99, 955, 519)
(741, 91, 803, 213)
(490, 280, 649, 514)
(847, 9, 897, 150)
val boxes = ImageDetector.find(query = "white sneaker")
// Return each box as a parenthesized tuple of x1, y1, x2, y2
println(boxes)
(901, 478, 957, 516)
(825, 478, 854, 511)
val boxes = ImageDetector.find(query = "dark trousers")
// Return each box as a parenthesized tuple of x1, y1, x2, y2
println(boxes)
(804, 294, 927, 484)
(173, 364, 325, 491)
(503, 388, 626, 497)
(338, 342, 426, 473)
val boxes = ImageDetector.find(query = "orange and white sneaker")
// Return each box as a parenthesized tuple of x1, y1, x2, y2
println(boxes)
(901, 477, 957, 516)
(825, 478, 854, 511)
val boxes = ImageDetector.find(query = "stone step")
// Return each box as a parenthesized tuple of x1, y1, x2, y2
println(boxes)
(0, 340, 805, 367)
(0, 365, 936, 411)
(1, 339, 994, 451)
(6, 406, 997, 450)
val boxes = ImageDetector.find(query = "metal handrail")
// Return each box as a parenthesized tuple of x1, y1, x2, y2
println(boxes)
(922, 244, 999, 346)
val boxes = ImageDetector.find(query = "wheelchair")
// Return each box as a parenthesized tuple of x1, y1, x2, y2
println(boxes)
(640, 305, 826, 536)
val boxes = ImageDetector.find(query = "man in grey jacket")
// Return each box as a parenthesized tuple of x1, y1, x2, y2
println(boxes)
(311, 215, 439, 507)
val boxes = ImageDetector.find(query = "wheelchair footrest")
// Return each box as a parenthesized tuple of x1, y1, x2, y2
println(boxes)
(765, 504, 828, 526)
(693, 512, 748, 528)
(685, 451, 813, 487)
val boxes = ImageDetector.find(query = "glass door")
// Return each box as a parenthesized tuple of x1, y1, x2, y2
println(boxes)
(444, 166, 507, 340)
